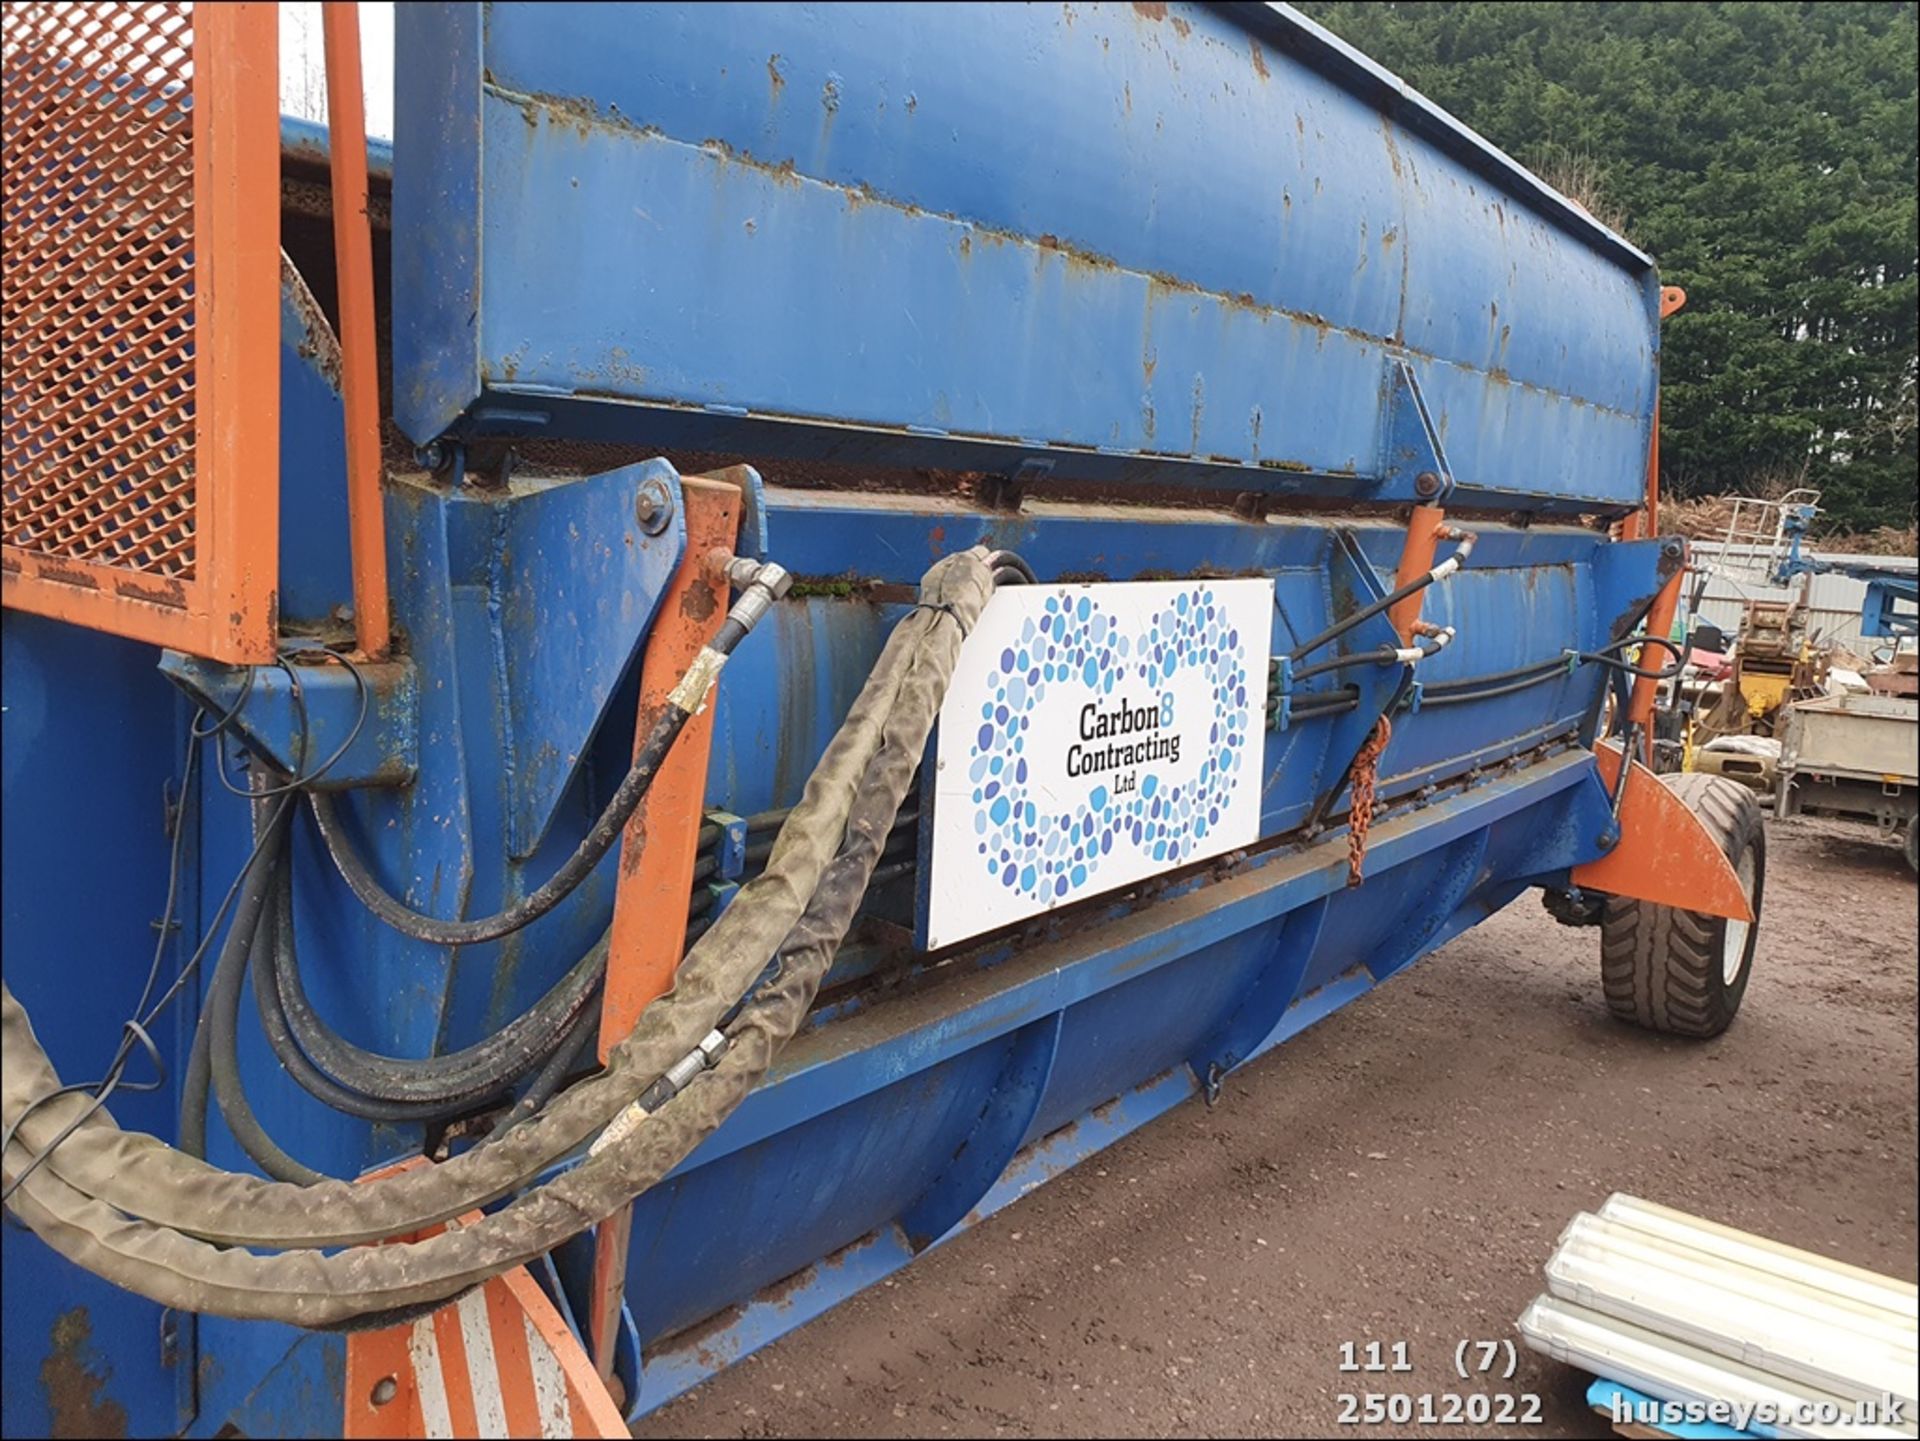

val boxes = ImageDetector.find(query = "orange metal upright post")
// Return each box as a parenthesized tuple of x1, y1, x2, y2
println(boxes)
(1388, 503, 1448, 641)
(322, 2, 391, 657)
(587, 475, 744, 1385)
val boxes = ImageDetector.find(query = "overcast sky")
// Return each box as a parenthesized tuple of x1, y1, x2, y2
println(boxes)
(279, 2, 395, 139)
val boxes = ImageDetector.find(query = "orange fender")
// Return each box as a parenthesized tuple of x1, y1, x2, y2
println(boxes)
(1571, 742, 1753, 923)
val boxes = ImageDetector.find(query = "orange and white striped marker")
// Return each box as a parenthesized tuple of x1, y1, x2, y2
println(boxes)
(342, 1163, 626, 1439)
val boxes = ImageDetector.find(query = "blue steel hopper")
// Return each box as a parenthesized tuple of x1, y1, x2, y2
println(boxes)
(0, 4, 1761, 1436)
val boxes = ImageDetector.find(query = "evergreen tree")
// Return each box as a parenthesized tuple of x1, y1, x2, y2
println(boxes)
(1301, 2, 1918, 532)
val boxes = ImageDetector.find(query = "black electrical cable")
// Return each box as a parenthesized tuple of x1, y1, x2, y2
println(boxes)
(1, 754, 286, 1207)
(309, 621, 747, 946)
(211, 649, 372, 801)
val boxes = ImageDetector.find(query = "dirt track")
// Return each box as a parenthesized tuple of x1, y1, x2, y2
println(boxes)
(645, 816, 1919, 1439)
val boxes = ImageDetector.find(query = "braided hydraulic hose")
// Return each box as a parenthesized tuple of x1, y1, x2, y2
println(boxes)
(0, 550, 999, 1325)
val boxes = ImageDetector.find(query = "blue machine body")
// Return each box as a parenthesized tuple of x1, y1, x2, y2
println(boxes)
(2, 5, 1678, 1434)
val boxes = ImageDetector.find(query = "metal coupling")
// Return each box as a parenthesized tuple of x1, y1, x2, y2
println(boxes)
(588, 1028, 731, 1157)
(1435, 525, 1478, 570)
(660, 1029, 729, 1095)
(721, 557, 794, 631)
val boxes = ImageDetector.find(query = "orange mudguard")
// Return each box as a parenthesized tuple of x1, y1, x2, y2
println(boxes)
(1571, 742, 1753, 923)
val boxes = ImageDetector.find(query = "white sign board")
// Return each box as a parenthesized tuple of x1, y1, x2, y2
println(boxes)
(925, 579, 1272, 950)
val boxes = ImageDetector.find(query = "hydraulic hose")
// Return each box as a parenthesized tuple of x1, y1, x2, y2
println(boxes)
(250, 861, 501, 1125)
(1, 550, 996, 1324)
(203, 855, 329, 1186)
(265, 847, 605, 1106)
(1287, 528, 1476, 662)
(309, 563, 790, 948)
(178, 800, 295, 1164)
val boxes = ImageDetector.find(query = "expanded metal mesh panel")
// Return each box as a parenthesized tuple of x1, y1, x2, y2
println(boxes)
(2, 2, 199, 583)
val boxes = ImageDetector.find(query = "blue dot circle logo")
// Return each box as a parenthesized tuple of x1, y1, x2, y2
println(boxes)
(967, 586, 1251, 903)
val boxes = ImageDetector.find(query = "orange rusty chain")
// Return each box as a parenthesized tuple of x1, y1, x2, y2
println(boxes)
(1346, 714, 1393, 886)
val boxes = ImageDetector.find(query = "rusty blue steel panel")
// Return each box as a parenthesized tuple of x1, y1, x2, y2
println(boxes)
(393, 1, 1659, 511)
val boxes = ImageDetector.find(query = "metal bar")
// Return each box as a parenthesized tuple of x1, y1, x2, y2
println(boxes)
(322, 1, 392, 658)
(196, 3, 282, 662)
(1387, 504, 1447, 642)
(589, 474, 743, 1382)
(1626, 560, 1684, 737)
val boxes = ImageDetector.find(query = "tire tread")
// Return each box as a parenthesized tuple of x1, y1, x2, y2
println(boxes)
(1599, 773, 1763, 1039)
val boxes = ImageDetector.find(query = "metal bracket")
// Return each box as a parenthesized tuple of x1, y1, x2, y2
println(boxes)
(1380, 358, 1455, 503)
(705, 809, 748, 879)
(485, 460, 690, 858)
(159, 650, 419, 789)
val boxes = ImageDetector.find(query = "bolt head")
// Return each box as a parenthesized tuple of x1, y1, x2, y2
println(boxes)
(1413, 470, 1442, 498)
(635, 478, 675, 535)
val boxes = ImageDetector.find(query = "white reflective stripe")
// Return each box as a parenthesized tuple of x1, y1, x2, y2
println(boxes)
(457, 1289, 509, 1437)
(408, 1316, 455, 1440)
(522, 1311, 573, 1439)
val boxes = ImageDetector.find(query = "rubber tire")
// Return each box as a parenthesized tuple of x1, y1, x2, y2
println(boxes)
(1600, 772, 1765, 1038)
(1905, 824, 1917, 876)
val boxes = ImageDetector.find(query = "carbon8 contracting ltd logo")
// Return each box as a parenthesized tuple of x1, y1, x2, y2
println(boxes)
(926, 579, 1272, 950)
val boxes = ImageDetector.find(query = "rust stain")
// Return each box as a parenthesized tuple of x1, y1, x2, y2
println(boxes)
(678, 578, 719, 622)
(283, 253, 343, 392)
(116, 575, 189, 608)
(41, 1309, 128, 1439)
(1170, 14, 1191, 37)
(1251, 39, 1271, 81)
(766, 52, 784, 96)
(1132, 0, 1168, 18)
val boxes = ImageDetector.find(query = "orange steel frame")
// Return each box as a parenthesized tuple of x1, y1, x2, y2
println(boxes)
(1, 3, 281, 664)
(322, 1, 391, 659)
(587, 474, 744, 1380)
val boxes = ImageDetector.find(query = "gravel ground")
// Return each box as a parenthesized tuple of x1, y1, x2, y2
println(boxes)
(645, 816, 1918, 1439)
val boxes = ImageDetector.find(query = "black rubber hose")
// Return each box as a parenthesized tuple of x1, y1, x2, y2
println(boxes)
(1421, 672, 1571, 706)
(179, 804, 297, 1163)
(1290, 646, 1404, 684)
(1287, 573, 1434, 662)
(1425, 657, 1567, 694)
(493, 998, 601, 1138)
(251, 866, 493, 1124)
(985, 550, 1038, 585)
(208, 852, 329, 1184)
(267, 851, 605, 1106)
(310, 693, 691, 947)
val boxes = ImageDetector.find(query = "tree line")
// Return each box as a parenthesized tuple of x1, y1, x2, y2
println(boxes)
(1302, 1, 1918, 534)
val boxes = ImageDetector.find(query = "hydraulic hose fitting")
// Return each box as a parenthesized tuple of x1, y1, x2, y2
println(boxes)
(1434, 525, 1478, 575)
(587, 1028, 730, 1157)
(670, 558, 793, 717)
